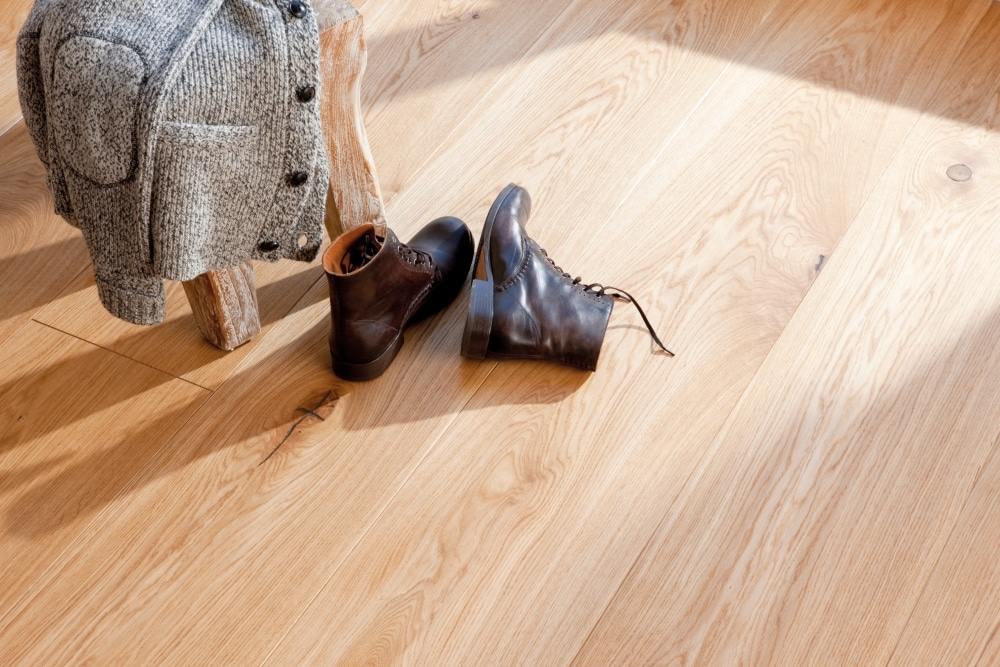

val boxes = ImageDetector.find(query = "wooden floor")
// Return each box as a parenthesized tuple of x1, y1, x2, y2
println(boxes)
(3, 0, 1000, 664)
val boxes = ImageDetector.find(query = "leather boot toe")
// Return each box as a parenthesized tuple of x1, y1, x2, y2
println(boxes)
(410, 216, 475, 321)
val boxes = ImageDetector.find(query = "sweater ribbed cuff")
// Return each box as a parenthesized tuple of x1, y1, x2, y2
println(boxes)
(95, 275, 166, 326)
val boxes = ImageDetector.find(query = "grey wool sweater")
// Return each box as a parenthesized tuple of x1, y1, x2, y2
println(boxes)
(17, 0, 331, 325)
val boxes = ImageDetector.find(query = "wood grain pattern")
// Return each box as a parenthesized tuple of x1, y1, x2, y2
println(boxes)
(0, 322, 209, 628)
(578, 121, 1000, 667)
(32, 257, 322, 391)
(354, 0, 583, 204)
(320, 13, 387, 237)
(887, 429, 1000, 667)
(0, 123, 90, 349)
(315, 0, 360, 32)
(267, 0, 989, 664)
(0, 0, 32, 135)
(878, 10, 1000, 666)
(574, 5, 1000, 666)
(2, 0, 1000, 664)
(0, 282, 499, 665)
(265, 0, 797, 660)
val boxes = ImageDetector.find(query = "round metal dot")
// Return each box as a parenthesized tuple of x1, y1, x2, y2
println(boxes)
(259, 240, 280, 252)
(947, 164, 972, 182)
(288, 1, 307, 18)
(287, 171, 309, 187)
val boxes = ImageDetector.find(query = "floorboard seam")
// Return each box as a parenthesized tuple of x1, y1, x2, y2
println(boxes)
(0, 115, 24, 141)
(27, 319, 214, 392)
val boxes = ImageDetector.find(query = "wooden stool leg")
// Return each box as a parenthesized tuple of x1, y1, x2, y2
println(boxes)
(182, 262, 260, 351)
(318, 5, 387, 238)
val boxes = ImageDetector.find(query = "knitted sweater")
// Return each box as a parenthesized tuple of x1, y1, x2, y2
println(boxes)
(17, 0, 331, 325)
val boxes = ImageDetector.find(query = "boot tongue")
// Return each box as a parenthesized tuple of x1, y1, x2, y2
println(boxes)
(340, 230, 383, 273)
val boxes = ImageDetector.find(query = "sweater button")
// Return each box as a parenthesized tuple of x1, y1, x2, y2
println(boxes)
(288, 171, 309, 187)
(296, 85, 316, 103)
(288, 1, 307, 18)
(259, 240, 280, 252)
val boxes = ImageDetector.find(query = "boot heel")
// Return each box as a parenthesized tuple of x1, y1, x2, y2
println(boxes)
(332, 333, 405, 382)
(461, 279, 493, 360)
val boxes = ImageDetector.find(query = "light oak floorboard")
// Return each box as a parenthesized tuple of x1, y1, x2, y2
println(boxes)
(883, 9, 1000, 666)
(2, 0, 999, 664)
(355, 0, 580, 202)
(268, 0, 988, 665)
(575, 6, 1000, 667)
(0, 322, 210, 628)
(886, 429, 1000, 667)
(0, 0, 32, 135)
(0, 123, 90, 349)
(380, 0, 782, 249)
(0, 282, 498, 665)
(33, 257, 324, 391)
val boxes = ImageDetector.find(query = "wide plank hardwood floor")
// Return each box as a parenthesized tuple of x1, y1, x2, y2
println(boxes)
(3, 0, 1000, 664)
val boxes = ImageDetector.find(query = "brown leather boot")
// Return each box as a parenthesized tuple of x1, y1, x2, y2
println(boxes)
(462, 184, 672, 371)
(324, 217, 474, 381)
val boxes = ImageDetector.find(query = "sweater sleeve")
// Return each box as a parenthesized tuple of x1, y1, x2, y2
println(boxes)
(16, 1, 50, 165)
(93, 273, 167, 326)
(17, 0, 75, 223)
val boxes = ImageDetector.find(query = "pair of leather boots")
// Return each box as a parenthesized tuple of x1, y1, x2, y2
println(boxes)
(322, 184, 671, 381)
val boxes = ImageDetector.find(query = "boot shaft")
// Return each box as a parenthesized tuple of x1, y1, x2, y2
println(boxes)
(489, 236, 613, 371)
(462, 183, 613, 371)
(324, 224, 434, 364)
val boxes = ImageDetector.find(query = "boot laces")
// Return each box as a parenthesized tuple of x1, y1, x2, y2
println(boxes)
(540, 247, 675, 357)
(399, 246, 434, 270)
(340, 231, 436, 278)
(341, 231, 382, 273)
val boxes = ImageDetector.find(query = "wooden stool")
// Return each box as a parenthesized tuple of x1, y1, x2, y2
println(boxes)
(181, 0, 385, 350)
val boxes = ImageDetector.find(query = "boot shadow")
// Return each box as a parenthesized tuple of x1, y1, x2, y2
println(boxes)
(335, 294, 592, 432)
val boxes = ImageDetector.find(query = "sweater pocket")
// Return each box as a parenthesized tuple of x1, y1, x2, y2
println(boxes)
(150, 121, 262, 279)
(50, 36, 145, 186)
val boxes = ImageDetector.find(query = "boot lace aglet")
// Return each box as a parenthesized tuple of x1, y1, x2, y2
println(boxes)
(597, 285, 675, 357)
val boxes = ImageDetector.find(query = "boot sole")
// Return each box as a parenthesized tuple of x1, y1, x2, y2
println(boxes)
(461, 182, 518, 360)
(332, 333, 405, 382)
